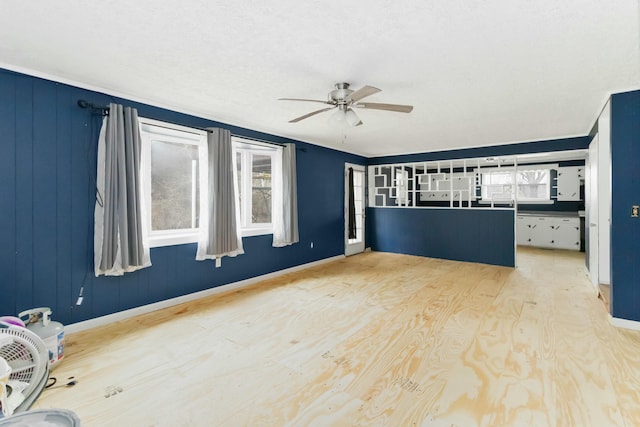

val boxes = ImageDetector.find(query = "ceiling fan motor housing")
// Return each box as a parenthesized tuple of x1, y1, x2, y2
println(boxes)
(329, 82, 354, 106)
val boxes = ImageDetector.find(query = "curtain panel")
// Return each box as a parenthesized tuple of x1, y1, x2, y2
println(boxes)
(196, 128, 244, 265)
(273, 143, 299, 247)
(348, 167, 357, 239)
(94, 103, 151, 276)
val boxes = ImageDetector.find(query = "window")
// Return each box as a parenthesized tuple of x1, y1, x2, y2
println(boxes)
(517, 169, 550, 200)
(233, 137, 280, 236)
(138, 123, 283, 245)
(481, 168, 551, 203)
(139, 118, 207, 247)
(395, 168, 409, 205)
(481, 170, 514, 201)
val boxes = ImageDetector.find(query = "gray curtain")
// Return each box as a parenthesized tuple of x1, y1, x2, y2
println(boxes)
(94, 103, 150, 276)
(348, 167, 356, 239)
(196, 128, 243, 263)
(273, 143, 299, 247)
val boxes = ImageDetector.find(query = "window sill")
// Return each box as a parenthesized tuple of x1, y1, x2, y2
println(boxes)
(148, 228, 273, 247)
(514, 200, 554, 205)
(241, 227, 273, 237)
(478, 200, 554, 205)
(148, 232, 199, 248)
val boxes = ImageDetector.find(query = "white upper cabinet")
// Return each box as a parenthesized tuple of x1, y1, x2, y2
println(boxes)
(556, 166, 582, 201)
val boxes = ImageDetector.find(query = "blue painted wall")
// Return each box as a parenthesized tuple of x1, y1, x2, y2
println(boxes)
(368, 136, 590, 165)
(368, 208, 515, 267)
(0, 68, 365, 325)
(610, 90, 640, 321)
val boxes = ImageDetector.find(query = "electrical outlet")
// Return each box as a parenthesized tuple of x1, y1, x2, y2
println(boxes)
(632, 205, 639, 218)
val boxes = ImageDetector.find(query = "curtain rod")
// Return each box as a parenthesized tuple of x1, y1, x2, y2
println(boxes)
(77, 99, 306, 151)
(231, 135, 307, 152)
(231, 134, 284, 148)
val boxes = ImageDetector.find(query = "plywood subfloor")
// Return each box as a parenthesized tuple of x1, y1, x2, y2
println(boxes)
(32, 247, 640, 426)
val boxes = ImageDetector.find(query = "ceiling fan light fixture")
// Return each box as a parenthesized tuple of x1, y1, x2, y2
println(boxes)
(345, 108, 362, 127)
(330, 108, 345, 124)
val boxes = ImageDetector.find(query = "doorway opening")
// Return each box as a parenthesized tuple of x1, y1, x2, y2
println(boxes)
(345, 163, 365, 256)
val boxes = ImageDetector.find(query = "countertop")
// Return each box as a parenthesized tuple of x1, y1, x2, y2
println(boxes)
(517, 210, 581, 218)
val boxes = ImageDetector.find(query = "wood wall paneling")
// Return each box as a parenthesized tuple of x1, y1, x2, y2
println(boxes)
(0, 73, 17, 314)
(0, 69, 366, 324)
(610, 90, 640, 321)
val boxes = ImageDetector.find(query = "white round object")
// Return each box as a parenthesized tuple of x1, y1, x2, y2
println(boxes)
(0, 357, 11, 417)
(0, 408, 81, 426)
(0, 323, 48, 414)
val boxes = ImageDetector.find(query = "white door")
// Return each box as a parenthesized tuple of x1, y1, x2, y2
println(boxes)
(597, 99, 611, 285)
(345, 164, 365, 256)
(587, 135, 599, 290)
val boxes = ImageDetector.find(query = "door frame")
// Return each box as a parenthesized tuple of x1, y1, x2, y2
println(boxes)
(345, 163, 366, 256)
(586, 134, 599, 291)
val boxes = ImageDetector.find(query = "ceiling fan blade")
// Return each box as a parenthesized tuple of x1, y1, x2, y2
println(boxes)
(355, 102, 414, 113)
(345, 85, 381, 103)
(279, 98, 332, 105)
(288, 107, 336, 123)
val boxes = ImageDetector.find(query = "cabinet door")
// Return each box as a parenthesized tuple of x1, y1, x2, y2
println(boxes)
(557, 166, 581, 201)
(516, 216, 531, 245)
(530, 216, 554, 248)
(552, 218, 581, 250)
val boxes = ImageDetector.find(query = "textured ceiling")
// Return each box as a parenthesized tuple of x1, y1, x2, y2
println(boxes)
(1, 1, 638, 157)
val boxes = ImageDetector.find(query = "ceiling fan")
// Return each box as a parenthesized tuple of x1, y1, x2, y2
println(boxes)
(279, 83, 413, 127)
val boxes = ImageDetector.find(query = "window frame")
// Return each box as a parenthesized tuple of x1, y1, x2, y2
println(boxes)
(232, 137, 280, 237)
(480, 166, 553, 204)
(394, 167, 409, 206)
(139, 118, 208, 248)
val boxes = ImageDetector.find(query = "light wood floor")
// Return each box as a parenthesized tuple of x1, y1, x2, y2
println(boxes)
(32, 247, 640, 426)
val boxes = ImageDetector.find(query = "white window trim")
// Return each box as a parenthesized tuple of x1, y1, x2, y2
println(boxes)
(139, 117, 207, 248)
(232, 137, 281, 237)
(395, 168, 409, 206)
(480, 164, 555, 204)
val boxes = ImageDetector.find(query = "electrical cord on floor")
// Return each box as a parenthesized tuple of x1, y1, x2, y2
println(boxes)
(45, 376, 78, 390)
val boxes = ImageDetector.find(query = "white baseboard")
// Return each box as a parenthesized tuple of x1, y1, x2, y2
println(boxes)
(611, 316, 640, 331)
(65, 255, 344, 335)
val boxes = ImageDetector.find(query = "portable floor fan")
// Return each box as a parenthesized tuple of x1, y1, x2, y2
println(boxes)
(0, 322, 49, 417)
(279, 82, 413, 126)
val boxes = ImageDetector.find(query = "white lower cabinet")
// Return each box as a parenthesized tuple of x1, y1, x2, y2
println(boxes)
(551, 217, 581, 250)
(517, 215, 580, 250)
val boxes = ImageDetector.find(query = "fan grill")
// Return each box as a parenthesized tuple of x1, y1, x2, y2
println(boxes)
(1, 341, 39, 383)
(0, 324, 48, 397)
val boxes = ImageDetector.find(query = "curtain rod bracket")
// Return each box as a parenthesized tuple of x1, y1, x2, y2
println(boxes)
(77, 99, 109, 116)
